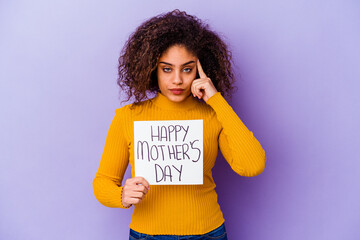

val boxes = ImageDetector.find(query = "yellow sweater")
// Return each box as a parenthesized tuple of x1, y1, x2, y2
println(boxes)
(93, 92, 266, 235)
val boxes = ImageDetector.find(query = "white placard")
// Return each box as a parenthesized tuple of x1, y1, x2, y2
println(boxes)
(134, 120, 203, 185)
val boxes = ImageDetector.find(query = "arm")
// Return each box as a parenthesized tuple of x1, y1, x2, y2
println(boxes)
(191, 60, 266, 176)
(92, 107, 131, 208)
(207, 92, 266, 177)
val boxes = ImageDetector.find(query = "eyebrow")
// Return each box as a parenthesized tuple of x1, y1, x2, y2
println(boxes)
(158, 60, 195, 66)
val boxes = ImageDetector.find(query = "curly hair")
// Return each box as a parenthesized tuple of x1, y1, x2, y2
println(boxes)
(117, 9, 235, 103)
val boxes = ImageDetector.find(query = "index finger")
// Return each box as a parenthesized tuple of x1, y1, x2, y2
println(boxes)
(133, 176, 150, 188)
(197, 59, 207, 78)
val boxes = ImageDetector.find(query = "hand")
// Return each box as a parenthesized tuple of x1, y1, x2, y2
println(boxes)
(191, 60, 218, 102)
(122, 176, 150, 208)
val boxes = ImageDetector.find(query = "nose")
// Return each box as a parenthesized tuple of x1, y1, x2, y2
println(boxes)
(173, 71, 183, 85)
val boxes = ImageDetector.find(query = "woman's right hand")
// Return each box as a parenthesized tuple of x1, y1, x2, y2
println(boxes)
(121, 177, 150, 208)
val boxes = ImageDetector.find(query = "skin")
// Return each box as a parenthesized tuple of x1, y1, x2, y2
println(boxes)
(156, 44, 218, 102)
(121, 45, 218, 208)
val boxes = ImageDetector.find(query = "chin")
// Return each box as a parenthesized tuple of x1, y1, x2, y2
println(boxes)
(169, 96, 186, 102)
(166, 93, 188, 102)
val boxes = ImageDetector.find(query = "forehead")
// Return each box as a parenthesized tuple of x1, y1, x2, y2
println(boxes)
(159, 45, 196, 64)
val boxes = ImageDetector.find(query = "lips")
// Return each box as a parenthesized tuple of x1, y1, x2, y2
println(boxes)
(170, 89, 184, 95)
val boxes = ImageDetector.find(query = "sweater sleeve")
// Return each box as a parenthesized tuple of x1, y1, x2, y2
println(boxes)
(92, 107, 131, 208)
(206, 92, 266, 177)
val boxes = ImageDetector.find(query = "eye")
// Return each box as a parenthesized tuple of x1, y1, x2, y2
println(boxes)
(183, 68, 192, 73)
(163, 67, 172, 73)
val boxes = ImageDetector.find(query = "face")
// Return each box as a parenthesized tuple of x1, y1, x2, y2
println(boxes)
(157, 45, 197, 102)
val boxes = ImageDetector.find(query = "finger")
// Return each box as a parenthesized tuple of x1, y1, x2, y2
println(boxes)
(197, 59, 207, 79)
(133, 185, 148, 194)
(129, 191, 145, 199)
(127, 197, 142, 205)
(192, 79, 207, 97)
(191, 80, 200, 98)
(192, 84, 204, 99)
(132, 177, 150, 189)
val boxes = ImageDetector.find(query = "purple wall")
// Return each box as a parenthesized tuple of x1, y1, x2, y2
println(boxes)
(1, 1, 359, 239)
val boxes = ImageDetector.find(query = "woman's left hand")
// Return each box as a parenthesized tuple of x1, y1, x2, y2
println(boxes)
(191, 60, 218, 102)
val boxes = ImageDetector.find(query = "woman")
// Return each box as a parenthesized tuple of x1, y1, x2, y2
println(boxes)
(93, 9, 266, 239)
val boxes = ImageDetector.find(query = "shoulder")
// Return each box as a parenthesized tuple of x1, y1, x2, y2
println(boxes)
(114, 97, 155, 115)
(189, 99, 219, 123)
(115, 104, 132, 115)
(195, 99, 216, 113)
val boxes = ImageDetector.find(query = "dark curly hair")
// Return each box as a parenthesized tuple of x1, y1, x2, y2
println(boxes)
(117, 9, 235, 103)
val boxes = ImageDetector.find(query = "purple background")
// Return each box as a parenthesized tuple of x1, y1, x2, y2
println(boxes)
(1, 1, 359, 239)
